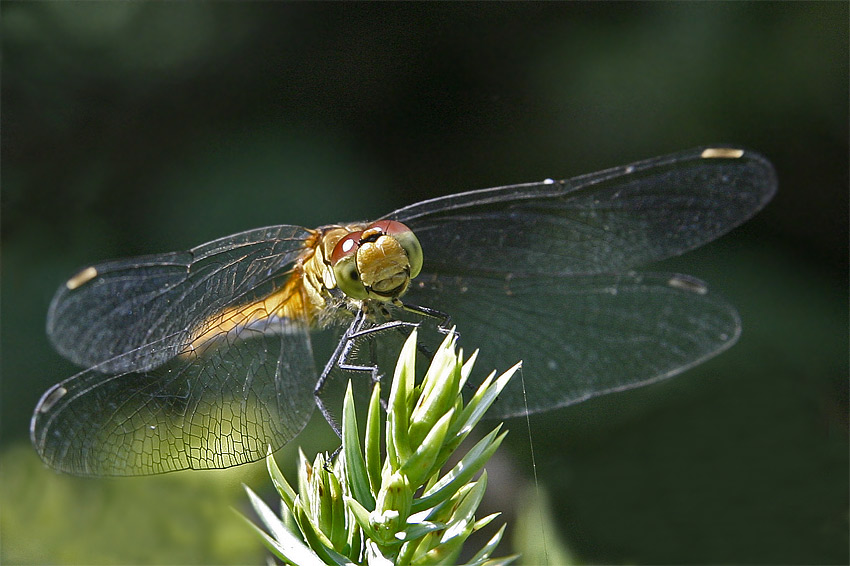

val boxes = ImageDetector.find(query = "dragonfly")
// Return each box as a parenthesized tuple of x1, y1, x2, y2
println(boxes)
(31, 146, 776, 477)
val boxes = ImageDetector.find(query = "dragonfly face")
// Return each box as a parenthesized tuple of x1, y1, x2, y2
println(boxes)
(329, 220, 424, 302)
(31, 146, 777, 476)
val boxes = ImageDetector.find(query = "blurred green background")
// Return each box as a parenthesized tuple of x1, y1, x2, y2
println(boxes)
(2, 3, 847, 564)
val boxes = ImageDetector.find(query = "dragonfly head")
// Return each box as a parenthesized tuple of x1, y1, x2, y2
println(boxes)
(330, 220, 423, 302)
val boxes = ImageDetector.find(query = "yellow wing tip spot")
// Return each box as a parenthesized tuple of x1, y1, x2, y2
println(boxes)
(701, 147, 745, 159)
(667, 276, 709, 295)
(38, 385, 68, 413)
(66, 266, 98, 290)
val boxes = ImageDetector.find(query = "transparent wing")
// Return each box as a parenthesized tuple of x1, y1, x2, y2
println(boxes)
(388, 147, 776, 276)
(404, 272, 740, 418)
(47, 225, 314, 372)
(31, 317, 316, 476)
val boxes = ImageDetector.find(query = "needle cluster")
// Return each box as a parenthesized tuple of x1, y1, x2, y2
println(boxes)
(242, 329, 520, 565)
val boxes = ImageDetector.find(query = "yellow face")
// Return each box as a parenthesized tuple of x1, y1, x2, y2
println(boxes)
(329, 220, 423, 302)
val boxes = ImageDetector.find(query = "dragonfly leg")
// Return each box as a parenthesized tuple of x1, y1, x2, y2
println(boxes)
(398, 302, 480, 391)
(341, 318, 420, 412)
(399, 302, 490, 395)
(401, 302, 456, 337)
(314, 309, 419, 438)
(398, 302, 490, 399)
(314, 311, 364, 438)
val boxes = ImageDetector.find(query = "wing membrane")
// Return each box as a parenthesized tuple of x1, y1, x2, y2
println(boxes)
(404, 272, 739, 418)
(389, 148, 776, 276)
(34, 147, 776, 475)
(31, 318, 316, 476)
(47, 225, 314, 371)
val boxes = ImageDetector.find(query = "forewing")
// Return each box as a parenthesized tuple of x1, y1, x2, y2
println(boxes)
(47, 225, 314, 371)
(404, 272, 740, 418)
(31, 318, 316, 476)
(387, 148, 776, 276)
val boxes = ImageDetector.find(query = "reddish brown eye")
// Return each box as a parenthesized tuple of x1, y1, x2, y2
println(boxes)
(330, 231, 362, 266)
(367, 220, 410, 236)
(330, 230, 369, 300)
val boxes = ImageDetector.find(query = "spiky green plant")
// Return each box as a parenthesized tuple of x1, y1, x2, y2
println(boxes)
(242, 329, 520, 565)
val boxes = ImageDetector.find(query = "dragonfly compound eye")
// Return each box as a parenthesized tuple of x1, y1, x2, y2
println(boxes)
(330, 231, 369, 300)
